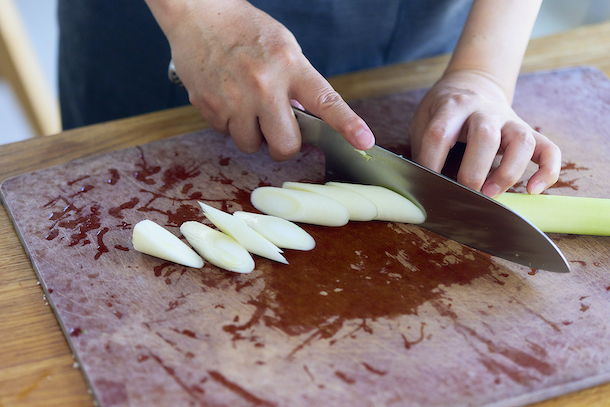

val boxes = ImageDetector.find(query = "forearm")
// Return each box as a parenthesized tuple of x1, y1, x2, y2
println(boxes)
(446, 0, 542, 102)
(144, 0, 201, 35)
(144, 0, 250, 41)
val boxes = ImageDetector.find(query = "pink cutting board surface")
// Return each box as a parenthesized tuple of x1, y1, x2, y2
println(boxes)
(2, 67, 610, 407)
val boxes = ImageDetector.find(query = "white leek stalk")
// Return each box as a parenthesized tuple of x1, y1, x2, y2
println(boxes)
(326, 182, 426, 224)
(180, 221, 254, 273)
(198, 202, 288, 264)
(132, 220, 204, 268)
(495, 192, 610, 235)
(233, 211, 316, 251)
(282, 181, 377, 221)
(250, 186, 349, 226)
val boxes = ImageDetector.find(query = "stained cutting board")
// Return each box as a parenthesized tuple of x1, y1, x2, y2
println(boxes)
(2, 67, 610, 407)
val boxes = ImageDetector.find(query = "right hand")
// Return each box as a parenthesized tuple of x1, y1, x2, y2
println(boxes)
(148, 0, 375, 161)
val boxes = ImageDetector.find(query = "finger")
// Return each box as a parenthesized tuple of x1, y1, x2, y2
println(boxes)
(408, 104, 431, 159)
(188, 91, 231, 136)
(257, 97, 302, 161)
(456, 112, 501, 191)
(227, 115, 264, 154)
(412, 105, 470, 173)
(291, 69, 375, 150)
(526, 133, 562, 194)
(481, 122, 536, 197)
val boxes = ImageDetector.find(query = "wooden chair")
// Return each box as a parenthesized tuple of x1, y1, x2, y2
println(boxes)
(0, 0, 61, 136)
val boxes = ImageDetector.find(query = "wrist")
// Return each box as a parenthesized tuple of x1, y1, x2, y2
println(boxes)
(442, 66, 515, 103)
(440, 66, 515, 105)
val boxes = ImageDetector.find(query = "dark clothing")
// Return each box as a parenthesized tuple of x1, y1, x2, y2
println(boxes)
(57, 0, 472, 129)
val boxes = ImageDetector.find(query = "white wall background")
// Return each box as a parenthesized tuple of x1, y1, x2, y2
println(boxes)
(1, 0, 609, 146)
(1, 0, 58, 145)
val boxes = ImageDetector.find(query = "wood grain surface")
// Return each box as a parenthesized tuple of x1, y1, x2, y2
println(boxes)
(0, 22, 609, 407)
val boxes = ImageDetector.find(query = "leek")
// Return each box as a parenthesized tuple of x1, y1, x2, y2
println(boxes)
(495, 193, 610, 235)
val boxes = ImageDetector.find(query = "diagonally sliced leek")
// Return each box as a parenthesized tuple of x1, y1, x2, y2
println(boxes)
(250, 186, 349, 226)
(132, 220, 204, 268)
(326, 182, 426, 224)
(198, 202, 288, 264)
(282, 181, 377, 221)
(233, 211, 316, 251)
(495, 192, 610, 235)
(180, 221, 254, 273)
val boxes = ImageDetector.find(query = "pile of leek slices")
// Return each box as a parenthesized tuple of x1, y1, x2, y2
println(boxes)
(132, 181, 426, 273)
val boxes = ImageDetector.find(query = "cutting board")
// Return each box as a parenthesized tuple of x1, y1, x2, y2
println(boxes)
(2, 67, 610, 407)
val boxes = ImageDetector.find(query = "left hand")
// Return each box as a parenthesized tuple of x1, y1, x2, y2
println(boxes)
(409, 69, 561, 197)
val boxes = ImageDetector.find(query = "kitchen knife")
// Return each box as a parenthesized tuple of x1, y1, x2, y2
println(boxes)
(293, 106, 570, 273)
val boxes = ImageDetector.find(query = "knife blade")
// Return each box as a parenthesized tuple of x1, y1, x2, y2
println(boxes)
(293, 106, 570, 273)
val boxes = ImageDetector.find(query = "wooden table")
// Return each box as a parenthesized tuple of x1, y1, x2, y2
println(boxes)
(1, 22, 609, 407)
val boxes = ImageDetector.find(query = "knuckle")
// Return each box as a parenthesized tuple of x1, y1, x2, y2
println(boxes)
(315, 89, 345, 111)
(244, 50, 303, 94)
(408, 120, 418, 137)
(468, 113, 499, 143)
(190, 91, 222, 116)
(458, 172, 485, 190)
(549, 145, 562, 167)
(244, 68, 273, 94)
(548, 169, 560, 184)
(425, 122, 452, 146)
(193, 106, 228, 134)
(231, 131, 263, 154)
(544, 146, 562, 182)
(227, 119, 263, 154)
(269, 140, 300, 161)
(203, 114, 228, 135)
(273, 44, 303, 68)
(472, 122, 497, 141)
(188, 92, 206, 111)
(238, 142, 262, 155)
(435, 89, 475, 109)
(493, 166, 522, 187)
(447, 93, 468, 106)
(504, 123, 537, 153)
(515, 130, 537, 152)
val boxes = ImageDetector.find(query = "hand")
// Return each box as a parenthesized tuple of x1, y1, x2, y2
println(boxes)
(152, 0, 374, 161)
(409, 70, 561, 197)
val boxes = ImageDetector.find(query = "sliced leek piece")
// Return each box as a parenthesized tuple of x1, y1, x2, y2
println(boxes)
(250, 186, 349, 226)
(326, 182, 425, 224)
(180, 221, 254, 273)
(132, 220, 203, 268)
(198, 202, 288, 264)
(282, 181, 377, 221)
(233, 211, 315, 251)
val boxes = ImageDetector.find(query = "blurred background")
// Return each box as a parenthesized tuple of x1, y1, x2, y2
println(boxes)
(1, 0, 610, 146)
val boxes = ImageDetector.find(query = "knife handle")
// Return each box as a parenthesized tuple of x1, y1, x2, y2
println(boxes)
(292, 106, 324, 146)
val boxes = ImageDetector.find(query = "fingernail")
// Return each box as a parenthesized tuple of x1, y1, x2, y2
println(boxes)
(290, 99, 304, 109)
(355, 127, 375, 149)
(482, 182, 502, 198)
(529, 181, 546, 195)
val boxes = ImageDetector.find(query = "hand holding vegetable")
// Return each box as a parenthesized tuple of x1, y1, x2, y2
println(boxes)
(409, 70, 561, 197)
(410, 0, 561, 197)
